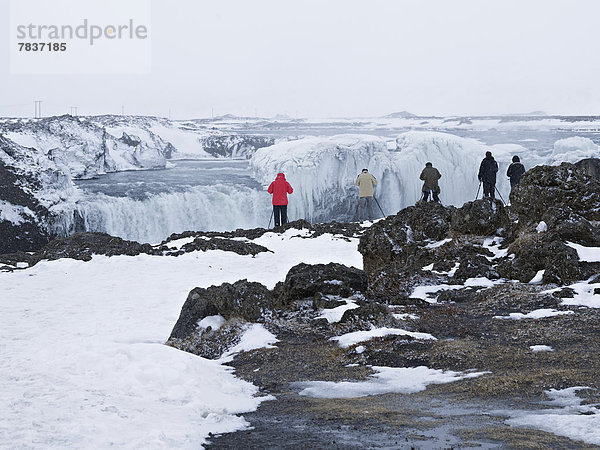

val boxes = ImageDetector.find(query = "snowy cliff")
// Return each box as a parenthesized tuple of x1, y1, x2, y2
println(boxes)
(2, 115, 172, 179)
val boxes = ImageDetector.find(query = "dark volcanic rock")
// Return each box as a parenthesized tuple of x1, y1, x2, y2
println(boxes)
(160, 237, 270, 256)
(274, 262, 368, 303)
(450, 198, 510, 236)
(32, 232, 153, 263)
(199, 134, 276, 159)
(359, 202, 452, 275)
(510, 163, 600, 225)
(0, 216, 51, 254)
(496, 232, 583, 284)
(537, 206, 600, 247)
(169, 280, 275, 341)
(575, 157, 600, 180)
(0, 144, 55, 253)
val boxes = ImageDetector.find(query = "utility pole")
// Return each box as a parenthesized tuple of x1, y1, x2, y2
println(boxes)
(34, 100, 42, 118)
(70, 106, 78, 116)
(121, 105, 125, 115)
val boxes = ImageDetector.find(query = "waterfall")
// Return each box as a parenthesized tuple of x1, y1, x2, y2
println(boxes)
(56, 184, 272, 244)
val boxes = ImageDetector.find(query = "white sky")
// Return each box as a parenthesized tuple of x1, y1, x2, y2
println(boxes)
(1, 0, 600, 119)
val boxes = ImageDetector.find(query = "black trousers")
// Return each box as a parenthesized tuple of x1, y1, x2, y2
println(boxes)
(273, 205, 288, 227)
(483, 182, 495, 198)
(423, 190, 440, 202)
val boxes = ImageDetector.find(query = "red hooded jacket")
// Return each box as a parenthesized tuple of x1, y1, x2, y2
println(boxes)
(268, 173, 293, 205)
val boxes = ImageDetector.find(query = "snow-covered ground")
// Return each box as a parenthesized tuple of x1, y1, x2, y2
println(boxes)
(2, 226, 600, 446)
(0, 230, 360, 448)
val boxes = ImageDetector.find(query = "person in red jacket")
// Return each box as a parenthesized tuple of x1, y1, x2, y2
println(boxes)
(267, 172, 294, 227)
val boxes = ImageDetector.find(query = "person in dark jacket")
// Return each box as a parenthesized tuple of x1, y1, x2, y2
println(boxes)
(506, 155, 526, 188)
(478, 151, 499, 198)
(419, 162, 441, 202)
(267, 173, 293, 227)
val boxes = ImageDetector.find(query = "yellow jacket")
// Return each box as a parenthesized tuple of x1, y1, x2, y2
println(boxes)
(355, 171, 377, 197)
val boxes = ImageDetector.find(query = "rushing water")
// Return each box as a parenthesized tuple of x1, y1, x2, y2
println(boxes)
(72, 160, 271, 243)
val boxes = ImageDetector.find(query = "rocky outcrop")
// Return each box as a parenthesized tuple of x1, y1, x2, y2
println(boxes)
(200, 134, 276, 159)
(273, 262, 367, 304)
(166, 262, 380, 358)
(496, 233, 580, 284)
(0, 137, 62, 253)
(158, 236, 271, 257)
(510, 163, 600, 225)
(358, 202, 452, 275)
(33, 232, 153, 263)
(575, 157, 600, 180)
(169, 280, 276, 340)
(450, 198, 510, 236)
(358, 162, 600, 293)
(497, 163, 600, 284)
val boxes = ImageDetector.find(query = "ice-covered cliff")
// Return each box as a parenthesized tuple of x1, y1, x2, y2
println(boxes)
(250, 132, 534, 223)
(551, 137, 600, 164)
(2, 115, 173, 179)
(251, 135, 389, 222)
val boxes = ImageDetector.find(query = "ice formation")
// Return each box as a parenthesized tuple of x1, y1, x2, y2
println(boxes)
(251, 132, 518, 223)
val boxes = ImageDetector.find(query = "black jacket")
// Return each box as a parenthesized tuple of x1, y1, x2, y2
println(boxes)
(478, 156, 498, 184)
(506, 162, 525, 186)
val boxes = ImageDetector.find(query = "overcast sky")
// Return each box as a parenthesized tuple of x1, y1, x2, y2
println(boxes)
(1, 0, 600, 119)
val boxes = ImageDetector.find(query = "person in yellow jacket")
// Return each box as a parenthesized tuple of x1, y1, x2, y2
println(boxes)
(355, 168, 377, 220)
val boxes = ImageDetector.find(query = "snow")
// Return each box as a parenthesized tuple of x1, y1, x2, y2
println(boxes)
(197, 314, 226, 330)
(536, 221, 548, 233)
(164, 236, 196, 250)
(494, 309, 574, 320)
(544, 281, 600, 309)
(502, 387, 600, 446)
(411, 277, 500, 303)
(482, 237, 508, 259)
(0, 200, 36, 225)
(530, 345, 554, 352)
(6, 119, 169, 179)
(529, 269, 545, 284)
(150, 123, 211, 159)
(392, 313, 419, 321)
(331, 327, 436, 348)
(0, 230, 362, 447)
(566, 241, 600, 262)
(294, 366, 487, 399)
(551, 137, 600, 165)
(220, 324, 278, 360)
(316, 298, 360, 323)
(425, 238, 452, 249)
